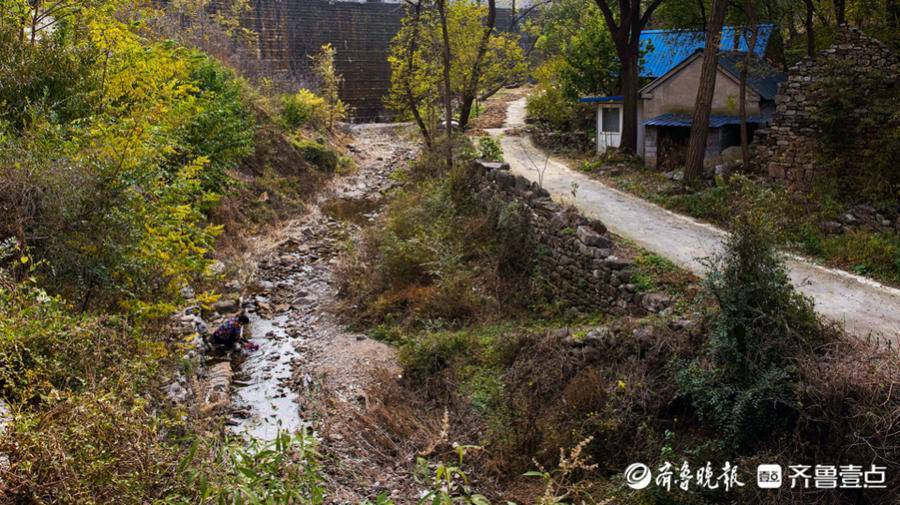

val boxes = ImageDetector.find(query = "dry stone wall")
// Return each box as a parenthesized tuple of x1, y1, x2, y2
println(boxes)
(751, 27, 898, 188)
(470, 160, 647, 314)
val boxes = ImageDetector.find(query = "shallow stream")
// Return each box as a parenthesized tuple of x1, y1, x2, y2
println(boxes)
(226, 310, 305, 440)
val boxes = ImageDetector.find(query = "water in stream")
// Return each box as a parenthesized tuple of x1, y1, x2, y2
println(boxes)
(226, 309, 305, 441)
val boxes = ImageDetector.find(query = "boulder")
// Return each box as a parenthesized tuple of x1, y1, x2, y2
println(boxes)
(180, 285, 195, 300)
(720, 146, 743, 164)
(838, 213, 858, 225)
(664, 169, 684, 182)
(576, 225, 612, 248)
(604, 256, 633, 270)
(703, 155, 723, 178)
(819, 221, 844, 235)
(641, 292, 672, 313)
(213, 297, 239, 314)
(208, 260, 226, 276)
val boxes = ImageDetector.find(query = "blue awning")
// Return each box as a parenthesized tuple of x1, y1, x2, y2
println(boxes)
(643, 113, 772, 128)
(578, 95, 623, 103)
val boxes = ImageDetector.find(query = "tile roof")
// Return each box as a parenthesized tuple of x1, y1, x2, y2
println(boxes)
(639, 24, 775, 78)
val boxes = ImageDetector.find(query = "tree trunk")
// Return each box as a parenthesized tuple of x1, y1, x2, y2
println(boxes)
(739, 1, 759, 170)
(458, 0, 496, 130)
(437, 0, 453, 168)
(834, 0, 846, 25)
(683, 0, 729, 186)
(619, 44, 640, 154)
(804, 0, 816, 59)
(30, 0, 40, 45)
(403, 0, 432, 147)
(591, 0, 668, 156)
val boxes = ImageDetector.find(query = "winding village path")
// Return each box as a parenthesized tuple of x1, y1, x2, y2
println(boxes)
(488, 97, 900, 344)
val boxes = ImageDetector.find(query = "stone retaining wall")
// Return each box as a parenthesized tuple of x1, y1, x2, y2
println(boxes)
(751, 27, 898, 188)
(470, 160, 645, 314)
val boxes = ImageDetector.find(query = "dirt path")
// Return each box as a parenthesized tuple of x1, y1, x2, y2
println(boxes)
(231, 123, 431, 502)
(488, 97, 900, 343)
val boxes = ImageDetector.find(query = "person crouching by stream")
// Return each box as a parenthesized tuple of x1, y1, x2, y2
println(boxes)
(210, 314, 258, 353)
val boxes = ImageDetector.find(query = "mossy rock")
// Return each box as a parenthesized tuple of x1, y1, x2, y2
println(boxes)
(292, 138, 338, 172)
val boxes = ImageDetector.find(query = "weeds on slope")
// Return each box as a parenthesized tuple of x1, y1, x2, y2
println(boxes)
(364, 207, 898, 504)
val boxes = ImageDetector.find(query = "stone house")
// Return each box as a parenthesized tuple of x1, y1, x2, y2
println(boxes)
(580, 25, 785, 169)
(751, 27, 899, 188)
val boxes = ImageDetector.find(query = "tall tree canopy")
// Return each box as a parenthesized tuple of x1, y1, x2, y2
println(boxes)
(387, 0, 527, 146)
(589, 0, 667, 154)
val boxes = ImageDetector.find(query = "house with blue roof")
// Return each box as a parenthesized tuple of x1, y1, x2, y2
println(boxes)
(580, 25, 786, 170)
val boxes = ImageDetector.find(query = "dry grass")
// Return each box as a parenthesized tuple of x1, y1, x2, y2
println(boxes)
(468, 87, 530, 135)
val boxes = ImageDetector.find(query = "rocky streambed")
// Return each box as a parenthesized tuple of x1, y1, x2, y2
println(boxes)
(224, 123, 416, 447)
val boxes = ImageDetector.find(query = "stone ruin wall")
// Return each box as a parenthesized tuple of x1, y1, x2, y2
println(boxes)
(751, 27, 899, 188)
(247, 0, 518, 121)
(470, 160, 671, 315)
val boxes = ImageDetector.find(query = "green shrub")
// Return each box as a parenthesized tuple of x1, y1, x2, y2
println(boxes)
(0, 13, 100, 130)
(478, 135, 503, 162)
(280, 89, 328, 130)
(336, 159, 534, 327)
(677, 212, 831, 450)
(0, 284, 150, 405)
(814, 59, 900, 204)
(293, 138, 339, 172)
(166, 53, 256, 193)
(631, 252, 678, 293)
(170, 430, 324, 505)
(1, 390, 182, 504)
(820, 230, 900, 283)
(399, 330, 480, 381)
(525, 81, 577, 130)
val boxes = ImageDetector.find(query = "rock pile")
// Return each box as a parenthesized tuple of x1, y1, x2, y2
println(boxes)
(819, 204, 900, 236)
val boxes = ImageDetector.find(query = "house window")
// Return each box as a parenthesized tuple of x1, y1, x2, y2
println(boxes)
(602, 107, 621, 133)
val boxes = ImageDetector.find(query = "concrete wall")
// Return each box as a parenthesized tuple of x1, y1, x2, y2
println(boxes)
(248, 0, 518, 121)
(640, 56, 761, 122)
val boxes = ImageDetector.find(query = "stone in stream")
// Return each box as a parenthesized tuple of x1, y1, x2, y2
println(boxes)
(213, 297, 239, 314)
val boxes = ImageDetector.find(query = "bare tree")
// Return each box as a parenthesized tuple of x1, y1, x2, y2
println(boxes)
(457, 0, 497, 130)
(591, 0, 668, 155)
(401, 0, 433, 147)
(683, 0, 729, 186)
(437, 0, 454, 168)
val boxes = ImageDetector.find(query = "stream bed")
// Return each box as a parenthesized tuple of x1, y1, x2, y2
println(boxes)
(226, 311, 305, 441)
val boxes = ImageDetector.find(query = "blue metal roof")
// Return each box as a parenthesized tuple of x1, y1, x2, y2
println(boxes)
(643, 112, 772, 128)
(640, 24, 774, 78)
(717, 52, 785, 100)
(578, 95, 623, 103)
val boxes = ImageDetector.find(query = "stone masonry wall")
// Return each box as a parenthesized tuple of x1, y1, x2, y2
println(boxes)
(752, 27, 898, 188)
(470, 160, 656, 315)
